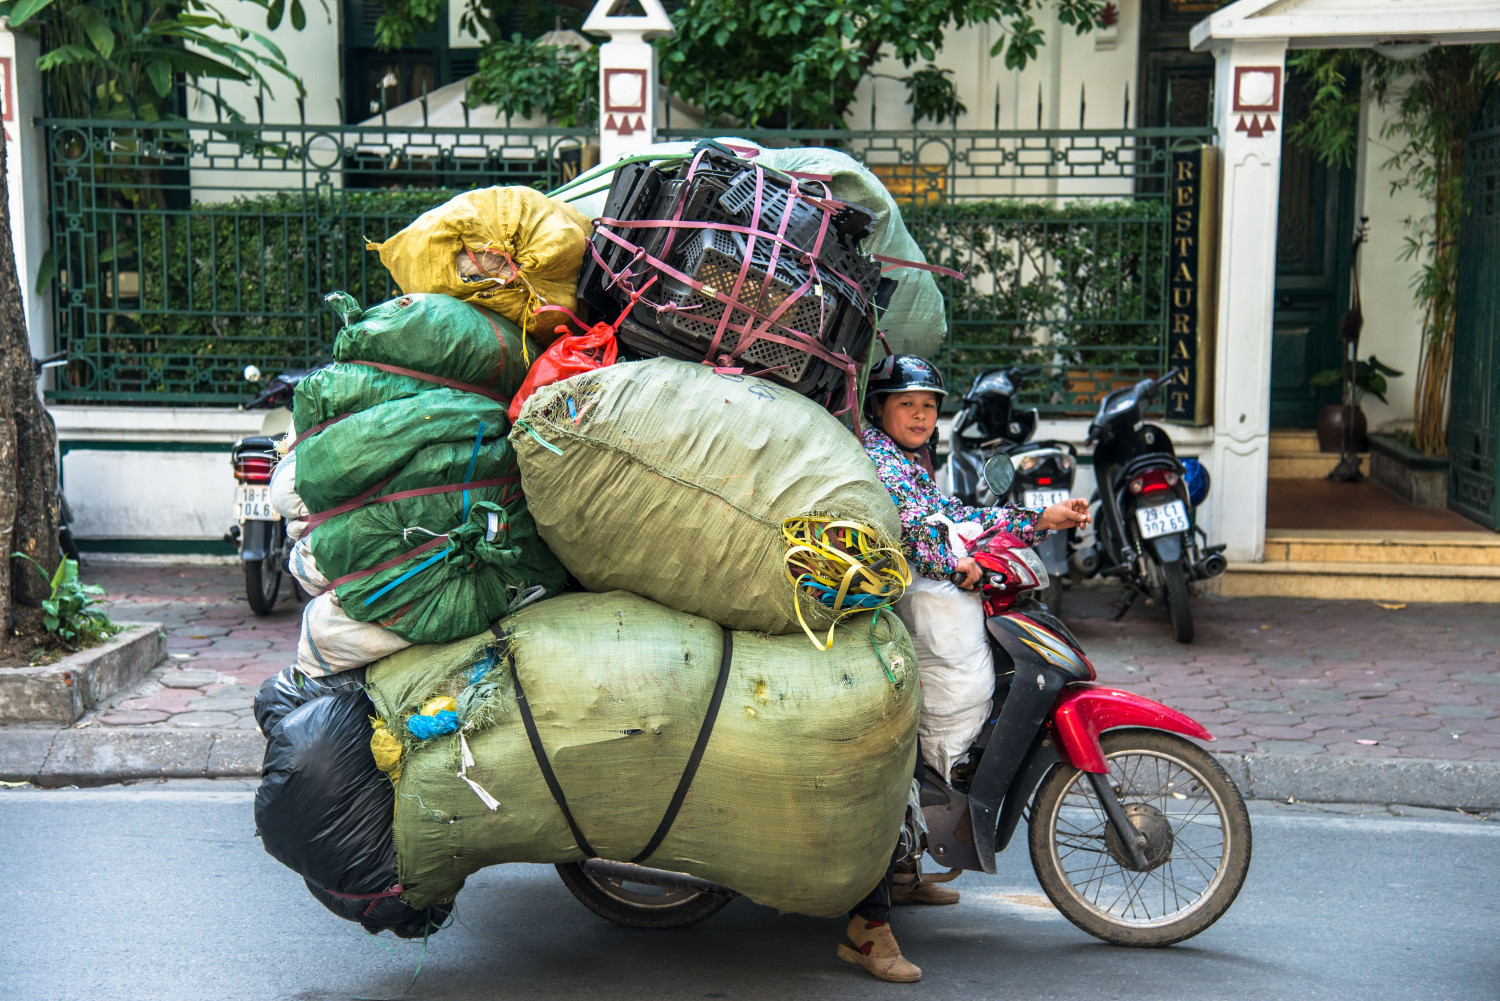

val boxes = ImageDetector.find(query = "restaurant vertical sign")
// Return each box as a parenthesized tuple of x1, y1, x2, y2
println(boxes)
(1165, 145, 1219, 425)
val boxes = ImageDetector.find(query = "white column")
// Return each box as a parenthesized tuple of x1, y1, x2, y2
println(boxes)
(1205, 38, 1287, 563)
(0, 20, 52, 363)
(596, 32, 659, 166)
(583, 0, 675, 167)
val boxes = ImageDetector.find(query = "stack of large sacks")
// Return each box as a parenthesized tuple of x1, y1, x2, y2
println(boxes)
(268, 184, 591, 675)
(257, 152, 933, 937)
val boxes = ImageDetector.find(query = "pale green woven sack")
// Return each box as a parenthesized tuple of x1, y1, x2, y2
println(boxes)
(366, 590, 919, 918)
(509, 358, 901, 636)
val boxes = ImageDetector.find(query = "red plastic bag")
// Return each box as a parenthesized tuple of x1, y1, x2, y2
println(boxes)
(508, 322, 619, 422)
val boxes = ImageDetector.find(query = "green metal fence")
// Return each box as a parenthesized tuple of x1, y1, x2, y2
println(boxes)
(43, 117, 595, 404)
(44, 117, 1212, 411)
(1450, 98, 1500, 530)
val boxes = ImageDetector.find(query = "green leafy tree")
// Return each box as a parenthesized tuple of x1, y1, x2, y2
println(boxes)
(0, 0, 318, 120)
(1288, 46, 1500, 456)
(381, 0, 1103, 129)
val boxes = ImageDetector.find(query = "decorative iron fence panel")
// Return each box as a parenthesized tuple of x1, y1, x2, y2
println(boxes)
(1449, 100, 1500, 529)
(44, 118, 1212, 411)
(42, 118, 596, 404)
(655, 125, 1215, 414)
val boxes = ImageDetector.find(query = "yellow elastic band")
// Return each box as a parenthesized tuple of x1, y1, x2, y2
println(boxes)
(782, 517, 911, 651)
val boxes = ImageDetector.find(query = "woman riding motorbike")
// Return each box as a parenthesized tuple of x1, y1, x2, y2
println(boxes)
(840, 355, 1090, 983)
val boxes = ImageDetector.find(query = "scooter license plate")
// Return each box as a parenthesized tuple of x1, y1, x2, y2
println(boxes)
(1135, 500, 1189, 539)
(234, 484, 279, 522)
(1023, 489, 1070, 509)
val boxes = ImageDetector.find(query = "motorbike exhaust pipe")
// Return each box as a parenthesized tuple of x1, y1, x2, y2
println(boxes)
(580, 859, 737, 897)
(1197, 553, 1228, 579)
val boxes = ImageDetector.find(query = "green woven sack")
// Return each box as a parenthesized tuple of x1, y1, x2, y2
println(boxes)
(309, 436, 568, 644)
(366, 590, 919, 918)
(292, 362, 435, 432)
(295, 389, 506, 513)
(510, 359, 900, 636)
(326, 292, 539, 403)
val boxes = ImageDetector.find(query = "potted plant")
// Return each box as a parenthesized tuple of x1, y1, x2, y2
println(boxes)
(1308, 355, 1404, 452)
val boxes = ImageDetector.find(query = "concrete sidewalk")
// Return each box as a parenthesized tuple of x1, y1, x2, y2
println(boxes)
(2, 561, 1498, 808)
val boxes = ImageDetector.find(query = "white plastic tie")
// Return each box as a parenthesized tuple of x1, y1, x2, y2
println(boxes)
(457, 733, 500, 811)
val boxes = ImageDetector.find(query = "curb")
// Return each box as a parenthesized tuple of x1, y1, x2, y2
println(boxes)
(0, 623, 165, 724)
(0, 727, 264, 787)
(2, 727, 1499, 809)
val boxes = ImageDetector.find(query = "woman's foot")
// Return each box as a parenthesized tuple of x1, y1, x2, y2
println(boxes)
(836, 917, 922, 983)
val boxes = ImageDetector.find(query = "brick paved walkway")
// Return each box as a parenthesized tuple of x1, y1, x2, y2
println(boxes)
(77, 561, 1500, 763)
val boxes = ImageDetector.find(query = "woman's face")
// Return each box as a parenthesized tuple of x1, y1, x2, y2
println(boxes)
(879, 391, 940, 451)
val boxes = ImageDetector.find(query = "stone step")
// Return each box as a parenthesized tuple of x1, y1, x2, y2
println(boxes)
(1209, 560, 1500, 602)
(1263, 530, 1500, 567)
(1268, 430, 1366, 478)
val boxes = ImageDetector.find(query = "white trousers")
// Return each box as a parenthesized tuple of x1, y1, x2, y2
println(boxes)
(893, 576, 995, 779)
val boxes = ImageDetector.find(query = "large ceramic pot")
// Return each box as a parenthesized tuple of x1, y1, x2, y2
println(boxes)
(1316, 402, 1368, 453)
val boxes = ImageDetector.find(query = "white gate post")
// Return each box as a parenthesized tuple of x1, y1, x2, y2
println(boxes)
(584, 0, 675, 167)
(0, 19, 52, 364)
(1203, 38, 1288, 563)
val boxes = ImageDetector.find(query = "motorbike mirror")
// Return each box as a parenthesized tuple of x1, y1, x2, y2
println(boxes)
(243, 364, 262, 384)
(983, 453, 1016, 497)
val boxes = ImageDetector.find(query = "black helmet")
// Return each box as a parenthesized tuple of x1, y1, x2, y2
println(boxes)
(864, 354, 947, 425)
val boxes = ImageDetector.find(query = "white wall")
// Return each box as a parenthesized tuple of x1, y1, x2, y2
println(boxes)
(53, 406, 265, 546)
(0, 25, 52, 362)
(1353, 91, 1429, 431)
(186, 0, 343, 202)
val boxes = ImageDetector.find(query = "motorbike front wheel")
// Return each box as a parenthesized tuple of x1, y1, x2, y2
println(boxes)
(1162, 561, 1193, 644)
(554, 863, 736, 929)
(1028, 729, 1251, 947)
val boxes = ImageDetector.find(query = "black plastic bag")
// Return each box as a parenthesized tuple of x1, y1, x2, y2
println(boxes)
(254, 667, 450, 938)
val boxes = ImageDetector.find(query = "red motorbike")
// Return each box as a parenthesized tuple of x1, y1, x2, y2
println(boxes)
(554, 454, 1252, 946)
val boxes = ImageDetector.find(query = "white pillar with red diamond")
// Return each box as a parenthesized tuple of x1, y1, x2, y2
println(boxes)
(1202, 36, 1288, 563)
(584, 0, 675, 167)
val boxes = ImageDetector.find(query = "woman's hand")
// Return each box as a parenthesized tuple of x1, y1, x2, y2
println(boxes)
(1036, 498, 1091, 531)
(950, 556, 983, 590)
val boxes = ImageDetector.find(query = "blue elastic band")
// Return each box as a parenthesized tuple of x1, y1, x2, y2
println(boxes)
(462, 421, 485, 522)
(364, 546, 453, 606)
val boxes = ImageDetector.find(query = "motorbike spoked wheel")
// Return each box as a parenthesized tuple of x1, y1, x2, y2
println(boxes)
(1028, 729, 1251, 947)
(1162, 561, 1194, 644)
(554, 863, 736, 929)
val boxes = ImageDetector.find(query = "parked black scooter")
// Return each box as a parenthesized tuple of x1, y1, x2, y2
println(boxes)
(226, 365, 313, 616)
(1077, 370, 1226, 643)
(947, 366, 1077, 609)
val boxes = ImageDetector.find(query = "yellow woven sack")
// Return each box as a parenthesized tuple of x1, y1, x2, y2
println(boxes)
(368, 187, 591, 346)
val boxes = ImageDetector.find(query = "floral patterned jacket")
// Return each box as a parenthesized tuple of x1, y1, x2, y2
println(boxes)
(862, 427, 1046, 581)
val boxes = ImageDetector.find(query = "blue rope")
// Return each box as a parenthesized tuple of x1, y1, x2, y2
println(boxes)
(461, 421, 485, 522)
(363, 546, 453, 607)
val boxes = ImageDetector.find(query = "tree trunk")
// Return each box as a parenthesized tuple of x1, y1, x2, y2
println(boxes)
(0, 134, 60, 625)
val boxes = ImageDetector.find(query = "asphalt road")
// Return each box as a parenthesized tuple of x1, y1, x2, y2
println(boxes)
(2, 781, 1497, 1001)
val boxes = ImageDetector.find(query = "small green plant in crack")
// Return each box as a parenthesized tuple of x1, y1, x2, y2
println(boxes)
(12, 555, 123, 652)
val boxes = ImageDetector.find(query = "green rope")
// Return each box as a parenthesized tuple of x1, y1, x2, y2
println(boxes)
(545, 153, 688, 199)
(869, 607, 901, 687)
(513, 419, 564, 456)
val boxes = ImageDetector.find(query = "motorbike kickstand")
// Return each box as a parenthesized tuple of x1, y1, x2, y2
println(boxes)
(1109, 589, 1138, 622)
(1086, 771, 1150, 870)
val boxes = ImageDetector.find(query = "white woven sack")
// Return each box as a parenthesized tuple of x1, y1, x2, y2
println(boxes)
(297, 591, 412, 676)
(893, 576, 994, 779)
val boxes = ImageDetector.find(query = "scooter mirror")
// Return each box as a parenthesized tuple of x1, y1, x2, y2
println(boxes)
(983, 453, 1016, 497)
(243, 364, 262, 384)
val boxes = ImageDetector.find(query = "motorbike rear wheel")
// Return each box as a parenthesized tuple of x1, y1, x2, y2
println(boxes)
(1162, 561, 1193, 644)
(554, 863, 736, 929)
(1028, 729, 1251, 947)
(244, 524, 284, 616)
